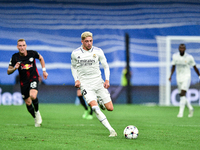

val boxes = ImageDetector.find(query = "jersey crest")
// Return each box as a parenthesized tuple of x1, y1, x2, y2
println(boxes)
(29, 57, 34, 62)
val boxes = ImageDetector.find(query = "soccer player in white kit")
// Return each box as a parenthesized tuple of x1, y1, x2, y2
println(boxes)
(169, 44, 200, 118)
(71, 31, 117, 137)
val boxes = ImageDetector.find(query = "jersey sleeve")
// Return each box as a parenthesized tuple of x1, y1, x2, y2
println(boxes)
(71, 52, 79, 81)
(33, 50, 40, 59)
(9, 55, 16, 67)
(189, 55, 196, 66)
(171, 54, 176, 65)
(99, 49, 110, 81)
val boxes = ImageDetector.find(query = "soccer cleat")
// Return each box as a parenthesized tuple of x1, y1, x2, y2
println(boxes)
(82, 110, 89, 119)
(34, 118, 41, 127)
(97, 99, 106, 110)
(109, 130, 117, 137)
(86, 114, 93, 120)
(35, 111, 42, 127)
(188, 109, 194, 117)
(177, 114, 183, 118)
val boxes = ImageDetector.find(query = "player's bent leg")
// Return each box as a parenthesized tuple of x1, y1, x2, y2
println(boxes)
(185, 97, 194, 117)
(188, 109, 194, 117)
(29, 89, 42, 127)
(185, 96, 193, 116)
(25, 98, 40, 127)
(25, 98, 35, 118)
(33, 99, 42, 126)
(104, 101, 114, 111)
(25, 97, 32, 105)
(35, 110, 42, 126)
(97, 98, 106, 110)
(25, 103, 41, 127)
(30, 89, 38, 100)
(177, 90, 187, 118)
(90, 101, 117, 137)
(177, 96, 186, 118)
(32, 98, 39, 112)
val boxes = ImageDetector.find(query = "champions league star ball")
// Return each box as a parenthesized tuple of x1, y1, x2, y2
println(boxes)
(123, 125, 139, 139)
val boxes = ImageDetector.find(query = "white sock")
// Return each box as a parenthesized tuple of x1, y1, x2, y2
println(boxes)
(178, 96, 186, 115)
(92, 106, 114, 132)
(185, 97, 193, 110)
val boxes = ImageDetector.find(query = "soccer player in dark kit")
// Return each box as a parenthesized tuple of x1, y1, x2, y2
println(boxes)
(7, 39, 48, 127)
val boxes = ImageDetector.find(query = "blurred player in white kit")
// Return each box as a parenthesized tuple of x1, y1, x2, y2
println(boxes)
(169, 44, 200, 118)
(71, 31, 117, 137)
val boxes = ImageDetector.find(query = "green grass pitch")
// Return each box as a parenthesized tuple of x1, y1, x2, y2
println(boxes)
(0, 104, 200, 150)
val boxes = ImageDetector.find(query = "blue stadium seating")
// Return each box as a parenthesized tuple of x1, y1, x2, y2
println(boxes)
(1, 0, 200, 85)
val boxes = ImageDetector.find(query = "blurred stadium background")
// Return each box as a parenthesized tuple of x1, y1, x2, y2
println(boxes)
(0, 0, 200, 105)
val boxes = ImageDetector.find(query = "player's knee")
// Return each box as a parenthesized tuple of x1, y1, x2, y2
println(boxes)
(105, 104, 113, 111)
(104, 101, 114, 111)
(107, 106, 114, 111)
(25, 101, 32, 105)
(30, 95, 37, 100)
(179, 90, 186, 97)
(25, 99, 32, 105)
(179, 93, 185, 97)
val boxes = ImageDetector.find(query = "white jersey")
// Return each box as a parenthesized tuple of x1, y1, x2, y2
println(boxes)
(71, 46, 110, 86)
(171, 52, 196, 82)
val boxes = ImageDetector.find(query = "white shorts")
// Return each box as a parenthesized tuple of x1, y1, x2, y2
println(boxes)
(177, 78, 191, 93)
(80, 81, 111, 104)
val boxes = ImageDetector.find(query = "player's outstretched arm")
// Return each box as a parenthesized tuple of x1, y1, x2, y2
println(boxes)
(169, 65, 175, 81)
(193, 65, 200, 78)
(39, 55, 48, 80)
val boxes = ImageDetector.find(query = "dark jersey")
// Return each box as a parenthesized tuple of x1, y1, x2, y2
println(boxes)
(9, 50, 40, 86)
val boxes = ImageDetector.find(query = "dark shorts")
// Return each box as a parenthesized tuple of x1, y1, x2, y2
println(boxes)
(20, 81, 39, 100)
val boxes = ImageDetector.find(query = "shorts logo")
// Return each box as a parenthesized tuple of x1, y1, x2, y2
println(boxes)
(30, 81, 37, 88)
(82, 89, 87, 95)
(29, 57, 34, 62)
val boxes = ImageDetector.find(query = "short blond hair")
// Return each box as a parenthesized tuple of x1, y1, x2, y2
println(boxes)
(81, 31, 93, 40)
(17, 39, 26, 44)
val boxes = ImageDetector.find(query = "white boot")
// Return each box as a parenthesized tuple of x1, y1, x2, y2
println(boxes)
(177, 96, 186, 118)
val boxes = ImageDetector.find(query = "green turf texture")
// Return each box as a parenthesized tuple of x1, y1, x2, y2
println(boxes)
(0, 104, 200, 150)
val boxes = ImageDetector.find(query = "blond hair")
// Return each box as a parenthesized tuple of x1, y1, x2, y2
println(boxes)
(17, 39, 26, 44)
(81, 31, 93, 40)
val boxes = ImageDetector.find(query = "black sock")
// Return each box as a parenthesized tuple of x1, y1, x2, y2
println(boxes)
(32, 98, 39, 112)
(26, 104, 35, 118)
(78, 96, 88, 110)
(89, 105, 93, 115)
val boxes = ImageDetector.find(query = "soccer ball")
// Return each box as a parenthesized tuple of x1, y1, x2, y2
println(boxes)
(123, 125, 139, 139)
